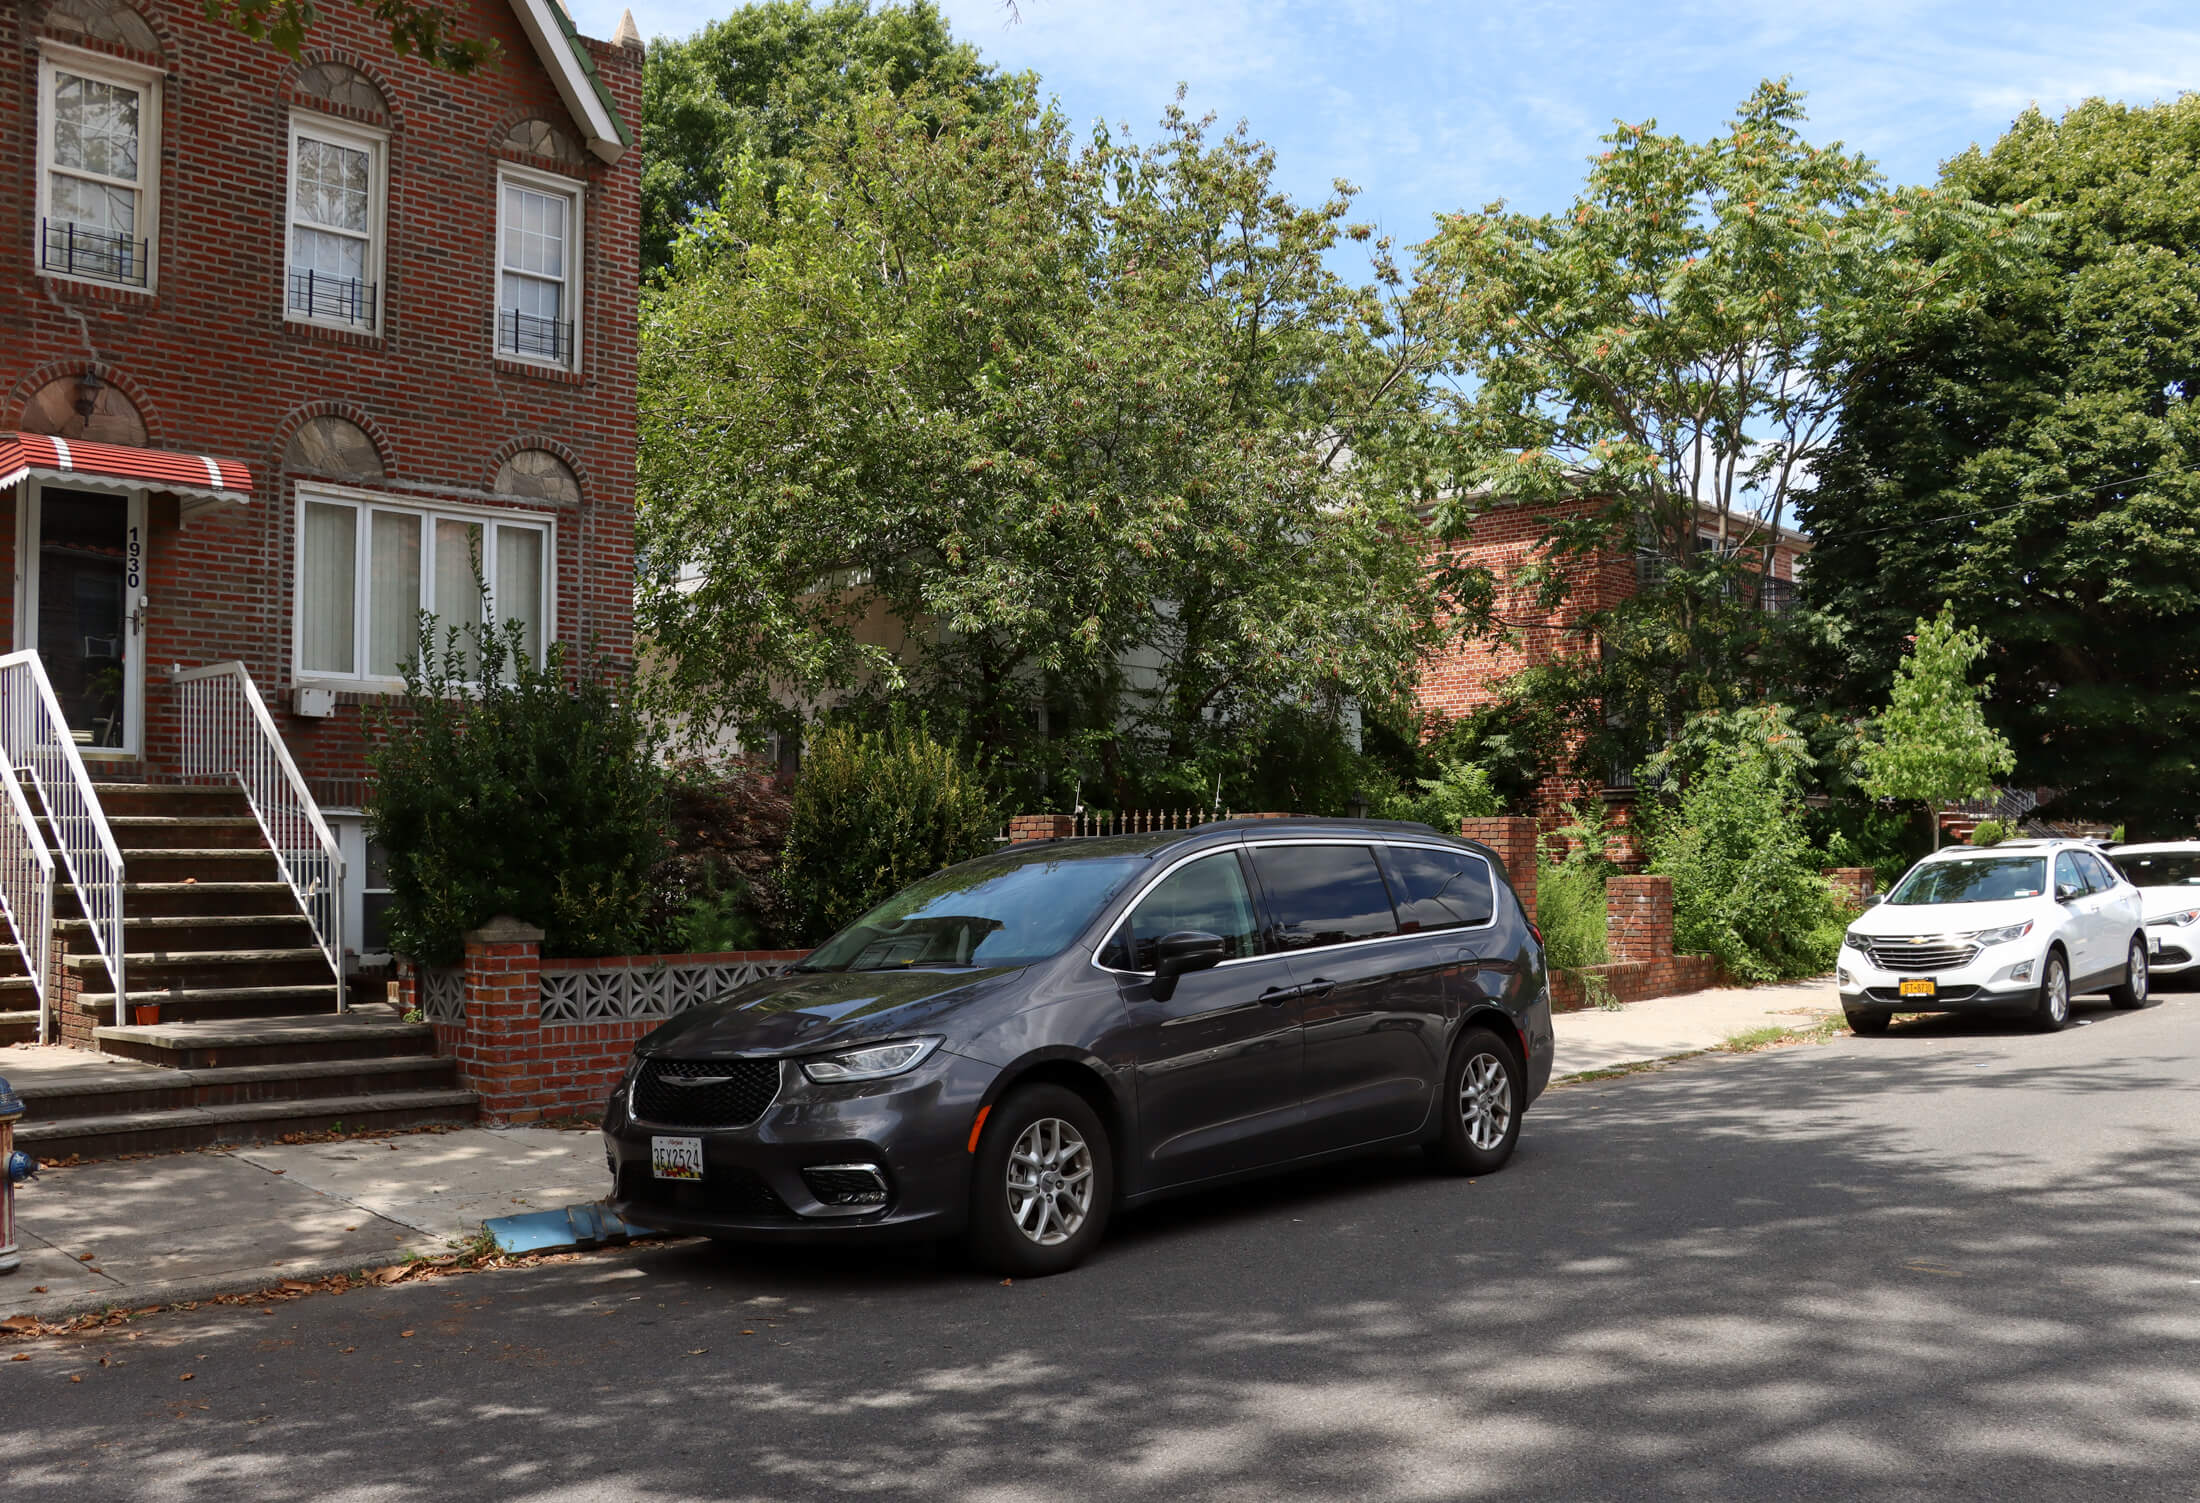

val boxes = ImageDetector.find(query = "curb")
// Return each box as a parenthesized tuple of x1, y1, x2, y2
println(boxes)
(1, 1237, 452, 1325)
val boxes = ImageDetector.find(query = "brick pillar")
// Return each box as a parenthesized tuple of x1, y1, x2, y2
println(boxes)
(1460, 817, 1539, 924)
(1008, 813, 1073, 844)
(1606, 874, 1675, 963)
(1602, 790, 1647, 873)
(50, 934, 88, 1049)
(1822, 867, 1876, 909)
(457, 915, 545, 1123)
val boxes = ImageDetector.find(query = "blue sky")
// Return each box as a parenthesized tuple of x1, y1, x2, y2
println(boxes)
(571, 0, 2200, 254)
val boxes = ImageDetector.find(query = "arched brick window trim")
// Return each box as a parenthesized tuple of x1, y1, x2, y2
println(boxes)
(9, 360, 166, 448)
(285, 50, 399, 128)
(485, 436, 593, 502)
(495, 113, 584, 167)
(34, 0, 171, 63)
(273, 402, 397, 479)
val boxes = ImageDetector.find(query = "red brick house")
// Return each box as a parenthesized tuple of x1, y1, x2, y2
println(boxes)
(0, 0, 640, 1052)
(1417, 497, 1808, 810)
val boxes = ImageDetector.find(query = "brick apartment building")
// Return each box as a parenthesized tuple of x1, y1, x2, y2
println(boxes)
(0, 0, 641, 1038)
(1417, 496, 1808, 808)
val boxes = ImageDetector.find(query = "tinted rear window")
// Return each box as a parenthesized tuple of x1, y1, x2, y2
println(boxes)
(1384, 845, 1494, 931)
(1250, 844, 1398, 949)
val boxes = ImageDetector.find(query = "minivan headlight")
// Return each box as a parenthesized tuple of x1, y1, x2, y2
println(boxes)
(1965, 921, 2035, 947)
(801, 1037, 942, 1083)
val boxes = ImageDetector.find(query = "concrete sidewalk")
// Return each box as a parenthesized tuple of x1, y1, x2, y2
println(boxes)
(1, 1126, 608, 1322)
(0, 977, 1842, 1321)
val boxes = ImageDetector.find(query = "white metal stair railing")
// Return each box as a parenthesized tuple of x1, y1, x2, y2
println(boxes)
(0, 649, 125, 1023)
(0, 757, 54, 1042)
(174, 662, 346, 1008)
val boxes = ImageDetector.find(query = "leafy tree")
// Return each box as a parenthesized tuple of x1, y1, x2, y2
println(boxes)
(640, 0, 1005, 274)
(1800, 97, 2200, 837)
(204, 0, 493, 73)
(1413, 80, 2025, 776)
(1857, 607, 2015, 846)
(638, 83, 1441, 808)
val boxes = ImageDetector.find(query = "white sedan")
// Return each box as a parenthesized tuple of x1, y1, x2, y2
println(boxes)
(1837, 839, 2147, 1033)
(2103, 842, 2200, 978)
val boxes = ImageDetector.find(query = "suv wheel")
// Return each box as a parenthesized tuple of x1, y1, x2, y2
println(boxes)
(1845, 1009, 1891, 1036)
(1427, 1026, 1524, 1176)
(2108, 937, 2150, 1009)
(2033, 949, 2072, 1032)
(965, 1084, 1113, 1277)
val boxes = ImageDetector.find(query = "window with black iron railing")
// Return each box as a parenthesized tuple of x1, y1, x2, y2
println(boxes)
(41, 219, 150, 287)
(498, 308, 573, 365)
(288, 268, 377, 328)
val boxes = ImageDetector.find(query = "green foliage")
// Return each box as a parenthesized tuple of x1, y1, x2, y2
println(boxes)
(1801, 96, 2200, 835)
(203, 0, 494, 72)
(1537, 803, 1615, 972)
(1378, 757, 1502, 831)
(1858, 606, 2015, 818)
(1970, 818, 2013, 847)
(646, 757, 795, 951)
(1644, 713, 1848, 982)
(367, 624, 667, 966)
(638, 82, 1441, 809)
(1422, 682, 1570, 811)
(781, 722, 999, 943)
(640, 0, 1004, 274)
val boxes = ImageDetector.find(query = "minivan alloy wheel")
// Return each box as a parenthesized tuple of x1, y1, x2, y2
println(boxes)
(1005, 1117, 1094, 1246)
(1459, 1052, 1513, 1151)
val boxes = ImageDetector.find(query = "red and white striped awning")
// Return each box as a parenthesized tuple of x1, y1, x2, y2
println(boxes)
(0, 432, 252, 503)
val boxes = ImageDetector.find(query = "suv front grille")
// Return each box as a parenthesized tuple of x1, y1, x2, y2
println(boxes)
(1862, 937, 1980, 972)
(633, 1058, 781, 1127)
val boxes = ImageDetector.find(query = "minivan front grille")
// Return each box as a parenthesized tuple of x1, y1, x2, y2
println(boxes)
(1863, 937, 1980, 973)
(633, 1058, 781, 1127)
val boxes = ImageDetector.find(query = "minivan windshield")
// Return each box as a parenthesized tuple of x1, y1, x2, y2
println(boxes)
(796, 854, 1148, 972)
(1888, 856, 2048, 905)
(2109, 851, 2200, 888)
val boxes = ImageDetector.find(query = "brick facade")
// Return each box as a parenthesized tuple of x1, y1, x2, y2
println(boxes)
(1, 0, 641, 798)
(1605, 873, 1675, 964)
(1823, 866, 1877, 909)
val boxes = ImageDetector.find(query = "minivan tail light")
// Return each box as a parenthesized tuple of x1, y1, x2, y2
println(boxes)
(1526, 920, 1543, 950)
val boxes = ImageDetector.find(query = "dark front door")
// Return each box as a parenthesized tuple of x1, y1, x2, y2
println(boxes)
(32, 487, 138, 751)
(1106, 849, 1306, 1190)
(1249, 841, 1443, 1152)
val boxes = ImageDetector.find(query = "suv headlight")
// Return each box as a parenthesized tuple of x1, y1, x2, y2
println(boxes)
(2150, 909, 2200, 928)
(1965, 921, 2035, 947)
(800, 1037, 943, 1083)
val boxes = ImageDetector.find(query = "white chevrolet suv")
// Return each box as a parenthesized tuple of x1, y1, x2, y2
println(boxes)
(2102, 843, 2200, 978)
(1837, 839, 2146, 1034)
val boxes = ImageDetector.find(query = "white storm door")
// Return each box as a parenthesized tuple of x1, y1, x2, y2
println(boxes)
(14, 480, 148, 756)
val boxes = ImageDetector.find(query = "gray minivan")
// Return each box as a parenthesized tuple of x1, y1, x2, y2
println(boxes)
(604, 818, 1553, 1275)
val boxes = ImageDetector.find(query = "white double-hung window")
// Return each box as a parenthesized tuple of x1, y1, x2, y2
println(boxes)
(287, 114, 385, 330)
(296, 491, 551, 685)
(36, 49, 160, 288)
(496, 166, 582, 369)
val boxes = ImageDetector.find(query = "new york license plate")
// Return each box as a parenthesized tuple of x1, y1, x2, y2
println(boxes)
(1898, 977, 1937, 998)
(651, 1135, 705, 1181)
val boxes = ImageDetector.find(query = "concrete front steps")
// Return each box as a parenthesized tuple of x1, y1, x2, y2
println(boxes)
(11, 1009, 478, 1161)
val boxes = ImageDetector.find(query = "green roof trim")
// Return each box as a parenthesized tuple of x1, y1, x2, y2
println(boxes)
(545, 0, 632, 148)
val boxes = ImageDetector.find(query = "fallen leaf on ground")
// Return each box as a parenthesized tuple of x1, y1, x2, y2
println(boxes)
(69, 1374, 82, 1383)
(178, 1373, 194, 1381)
(686, 1348, 708, 1356)
(9, 1353, 29, 1362)
(398, 1330, 414, 1338)
(31, 1286, 45, 1294)
(340, 1346, 356, 1354)
(741, 1329, 754, 1335)
(77, 1253, 96, 1263)
(2, 1315, 38, 1333)
(269, 1169, 285, 1175)
(279, 1281, 310, 1292)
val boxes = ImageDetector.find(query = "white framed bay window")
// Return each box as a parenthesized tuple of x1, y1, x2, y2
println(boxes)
(35, 47, 161, 289)
(495, 164, 582, 369)
(295, 488, 552, 687)
(286, 113, 386, 331)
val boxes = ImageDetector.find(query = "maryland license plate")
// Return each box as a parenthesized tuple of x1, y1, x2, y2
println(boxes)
(651, 1136, 705, 1181)
(1898, 977, 1938, 998)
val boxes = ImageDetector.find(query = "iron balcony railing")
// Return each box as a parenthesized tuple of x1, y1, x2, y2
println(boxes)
(0, 757, 54, 1043)
(289, 268, 378, 327)
(41, 218, 151, 287)
(498, 308, 573, 364)
(175, 662, 346, 998)
(0, 650, 126, 1022)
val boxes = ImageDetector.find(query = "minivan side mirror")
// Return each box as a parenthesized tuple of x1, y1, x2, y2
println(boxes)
(1863, 893, 1883, 908)
(1150, 930, 1226, 1001)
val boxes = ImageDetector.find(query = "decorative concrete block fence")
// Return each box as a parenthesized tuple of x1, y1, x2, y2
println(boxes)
(398, 918, 808, 1123)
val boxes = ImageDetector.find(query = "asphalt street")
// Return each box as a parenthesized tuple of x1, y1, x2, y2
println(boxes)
(6, 992, 2199, 1502)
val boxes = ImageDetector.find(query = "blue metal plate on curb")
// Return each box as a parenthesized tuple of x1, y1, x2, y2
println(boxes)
(484, 1203, 661, 1255)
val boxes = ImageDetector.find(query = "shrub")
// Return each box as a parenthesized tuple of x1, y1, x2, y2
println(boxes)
(1645, 718, 1848, 982)
(781, 722, 999, 944)
(1537, 802, 1614, 971)
(646, 756, 795, 951)
(1378, 757, 1501, 831)
(1969, 818, 2011, 847)
(368, 624, 667, 965)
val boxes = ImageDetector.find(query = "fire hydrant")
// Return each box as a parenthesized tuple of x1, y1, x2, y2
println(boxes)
(0, 1074, 30, 1275)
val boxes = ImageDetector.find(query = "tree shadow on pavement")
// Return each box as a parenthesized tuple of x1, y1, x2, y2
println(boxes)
(8, 1012, 2200, 1502)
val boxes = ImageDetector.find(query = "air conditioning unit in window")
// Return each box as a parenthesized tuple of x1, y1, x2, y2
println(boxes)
(293, 686, 337, 719)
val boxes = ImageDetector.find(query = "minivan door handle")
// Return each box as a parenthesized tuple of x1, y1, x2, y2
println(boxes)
(1300, 977, 1336, 998)
(1258, 984, 1303, 1005)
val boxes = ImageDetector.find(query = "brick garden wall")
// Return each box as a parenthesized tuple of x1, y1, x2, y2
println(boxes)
(0, 0, 642, 792)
